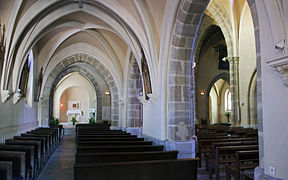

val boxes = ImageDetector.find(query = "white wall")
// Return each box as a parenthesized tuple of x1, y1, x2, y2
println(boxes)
(257, 0, 288, 178)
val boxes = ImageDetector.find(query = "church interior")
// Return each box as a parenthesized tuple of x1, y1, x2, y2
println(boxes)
(0, 0, 287, 179)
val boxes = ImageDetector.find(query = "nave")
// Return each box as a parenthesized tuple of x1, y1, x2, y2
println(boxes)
(37, 128, 75, 180)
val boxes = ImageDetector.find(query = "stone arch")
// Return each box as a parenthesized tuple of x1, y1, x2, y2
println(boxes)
(168, 0, 263, 166)
(167, 0, 209, 140)
(206, 0, 234, 56)
(41, 54, 119, 127)
(205, 73, 230, 122)
(48, 66, 103, 122)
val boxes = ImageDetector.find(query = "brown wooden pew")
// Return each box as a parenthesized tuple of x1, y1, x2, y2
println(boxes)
(0, 150, 26, 180)
(225, 150, 259, 180)
(0, 161, 12, 180)
(14, 136, 44, 170)
(77, 137, 145, 141)
(202, 141, 258, 170)
(197, 137, 256, 167)
(5, 139, 42, 172)
(77, 141, 153, 147)
(77, 145, 164, 153)
(74, 158, 198, 180)
(208, 145, 258, 180)
(76, 151, 179, 164)
(0, 144, 35, 179)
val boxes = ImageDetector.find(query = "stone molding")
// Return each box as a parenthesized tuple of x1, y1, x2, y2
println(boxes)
(266, 54, 288, 86)
(1, 90, 12, 103)
(147, 93, 158, 103)
(13, 89, 22, 104)
(138, 96, 148, 105)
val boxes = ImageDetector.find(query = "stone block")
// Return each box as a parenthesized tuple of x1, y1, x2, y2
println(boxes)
(169, 86, 182, 101)
(172, 34, 186, 47)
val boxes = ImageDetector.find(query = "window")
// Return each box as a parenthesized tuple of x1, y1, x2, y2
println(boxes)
(225, 89, 231, 111)
(25, 50, 34, 107)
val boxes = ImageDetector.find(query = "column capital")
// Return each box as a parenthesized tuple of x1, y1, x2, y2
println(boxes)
(266, 54, 288, 87)
(223, 56, 239, 63)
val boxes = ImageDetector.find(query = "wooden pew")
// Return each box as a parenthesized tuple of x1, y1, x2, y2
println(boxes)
(225, 150, 259, 180)
(0, 150, 26, 180)
(77, 141, 153, 147)
(77, 145, 164, 153)
(197, 137, 255, 167)
(0, 144, 35, 179)
(74, 158, 198, 180)
(202, 141, 258, 170)
(5, 139, 42, 172)
(0, 161, 12, 180)
(20, 134, 48, 161)
(21, 133, 51, 159)
(26, 132, 53, 155)
(77, 137, 145, 141)
(14, 136, 44, 171)
(77, 134, 137, 138)
(76, 151, 178, 164)
(208, 145, 258, 180)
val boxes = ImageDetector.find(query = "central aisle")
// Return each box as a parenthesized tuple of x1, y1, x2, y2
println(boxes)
(37, 128, 75, 180)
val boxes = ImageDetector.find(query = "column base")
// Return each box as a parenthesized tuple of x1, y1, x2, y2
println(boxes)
(254, 166, 283, 180)
(125, 127, 143, 138)
(143, 134, 196, 159)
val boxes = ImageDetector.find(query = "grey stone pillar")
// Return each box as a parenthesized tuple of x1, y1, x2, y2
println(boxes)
(227, 57, 240, 126)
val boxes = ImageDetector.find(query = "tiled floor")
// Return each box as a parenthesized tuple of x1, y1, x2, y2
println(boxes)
(37, 128, 75, 180)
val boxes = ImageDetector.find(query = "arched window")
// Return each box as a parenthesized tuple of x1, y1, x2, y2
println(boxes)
(25, 50, 34, 107)
(225, 89, 231, 111)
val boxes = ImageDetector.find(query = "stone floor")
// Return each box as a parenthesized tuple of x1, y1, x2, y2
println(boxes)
(197, 156, 227, 180)
(37, 128, 75, 180)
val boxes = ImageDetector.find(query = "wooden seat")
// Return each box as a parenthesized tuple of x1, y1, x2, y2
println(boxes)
(77, 141, 153, 146)
(77, 145, 164, 153)
(76, 151, 178, 164)
(74, 159, 198, 180)
(208, 145, 258, 180)
(0, 161, 12, 180)
(0, 144, 35, 179)
(225, 150, 259, 180)
(0, 150, 26, 180)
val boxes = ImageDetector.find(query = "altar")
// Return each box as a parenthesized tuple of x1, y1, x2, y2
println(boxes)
(66, 109, 83, 122)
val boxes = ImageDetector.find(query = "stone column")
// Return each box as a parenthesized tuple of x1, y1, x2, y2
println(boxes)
(227, 57, 240, 126)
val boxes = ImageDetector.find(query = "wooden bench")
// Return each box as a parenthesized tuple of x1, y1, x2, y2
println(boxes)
(208, 145, 258, 180)
(0, 144, 35, 179)
(77, 141, 153, 147)
(77, 145, 164, 153)
(14, 136, 45, 168)
(74, 158, 198, 180)
(77, 137, 145, 141)
(225, 150, 259, 180)
(76, 151, 178, 164)
(5, 139, 42, 172)
(0, 161, 12, 180)
(20, 134, 48, 161)
(197, 137, 255, 167)
(0, 150, 26, 180)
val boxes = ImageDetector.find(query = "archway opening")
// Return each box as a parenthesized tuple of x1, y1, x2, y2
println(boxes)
(208, 78, 230, 124)
(53, 72, 96, 125)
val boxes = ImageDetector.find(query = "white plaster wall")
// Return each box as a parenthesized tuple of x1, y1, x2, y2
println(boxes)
(238, 3, 256, 127)
(257, 0, 288, 178)
(143, 101, 166, 140)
